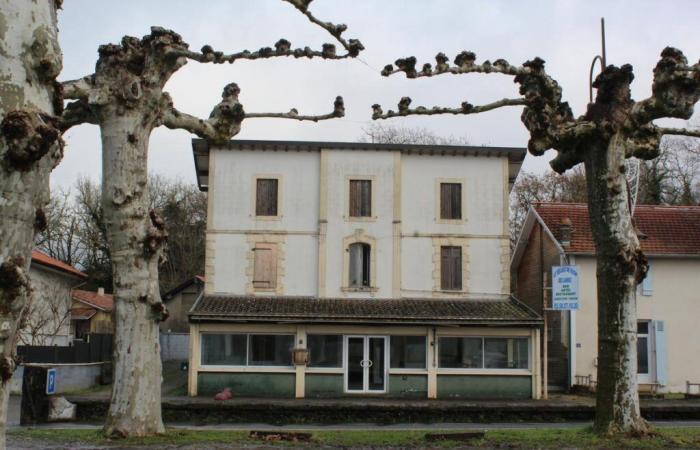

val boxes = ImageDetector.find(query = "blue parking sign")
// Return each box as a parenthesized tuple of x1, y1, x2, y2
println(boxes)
(46, 368, 56, 395)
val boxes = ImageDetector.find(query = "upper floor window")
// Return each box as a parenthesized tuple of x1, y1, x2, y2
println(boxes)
(253, 245, 276, 289)
(440, 182, 462, 220)
(349, 242, 371, 287)
(349, 179, 372, 217)
(440, 245, 462, 291)
(255, 178, 278, 216)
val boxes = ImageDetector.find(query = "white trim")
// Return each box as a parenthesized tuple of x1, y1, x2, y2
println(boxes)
(198, 366, 295, 373)
(344, 335, 389, 394)
(437, 368, 532, 376)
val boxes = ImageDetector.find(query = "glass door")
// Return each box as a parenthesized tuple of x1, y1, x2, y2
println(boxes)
(345, 336, 387, 393)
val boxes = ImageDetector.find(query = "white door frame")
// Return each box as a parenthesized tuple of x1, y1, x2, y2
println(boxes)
(637, 321, 653, 384)
(343, 335, 388, 394)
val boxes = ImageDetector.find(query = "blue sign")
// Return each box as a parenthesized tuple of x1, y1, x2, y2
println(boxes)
(46, 368, 56, 395)
(552, 265, 580, 310)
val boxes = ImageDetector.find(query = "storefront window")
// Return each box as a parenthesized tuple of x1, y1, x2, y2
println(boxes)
(308, 335, 343, 368)
(201, 333, 247, 366)
(248, 334, 294, 366)
(438, 337, 483, 368)
(390, 336, 426, 368)
(484, 338, 529, 369)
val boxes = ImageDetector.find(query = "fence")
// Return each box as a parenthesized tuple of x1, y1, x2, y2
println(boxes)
(17, 333, 112, 364)
(160, 332, 189, 361)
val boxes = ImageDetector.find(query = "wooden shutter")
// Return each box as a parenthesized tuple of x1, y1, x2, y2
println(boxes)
(440, 183, 461, 220)
(256, 179, 278, 216)
(441, 246, 462, 290)
(349, 180, 371, 217)
(253, 247, 276, 289)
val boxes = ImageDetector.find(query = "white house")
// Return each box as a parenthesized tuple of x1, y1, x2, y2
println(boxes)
(187, 139, 542, 399)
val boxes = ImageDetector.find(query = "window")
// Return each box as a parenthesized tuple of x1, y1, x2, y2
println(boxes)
(438, 336, 529, 369)
(255, 178, 278, 216)
(440, 246, 462, 291)
(641, 262, 652, 296)
(637, 321, 650, 375)
(390, 336, 426, 369)
(349, 242, 371, 287)
(349, 180, 371, 217)
(308, 335, 343, 368)
(201, 334, 247, 366)
(253, 245, 276, 289)
(248, 334, 294, 366)
(200, 333, 293, 367)
(440, 182, 461, 220)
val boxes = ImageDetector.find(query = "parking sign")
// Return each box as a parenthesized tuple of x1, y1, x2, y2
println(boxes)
(552, 265, 580, 310)
(46, 368, 56, 395)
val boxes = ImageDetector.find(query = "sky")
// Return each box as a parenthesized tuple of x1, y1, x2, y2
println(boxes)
(53, 0, 700, 191)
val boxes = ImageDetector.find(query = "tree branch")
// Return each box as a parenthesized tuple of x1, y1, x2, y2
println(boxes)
(171, 0, 363, 64)
(657, 127, 700, 138)
(61, 76, 94, 99)
(246, 96, 344, 121)
(371, 97, 525, 120)
(380, 51, 523, 79)
(59, 100, 97, 132)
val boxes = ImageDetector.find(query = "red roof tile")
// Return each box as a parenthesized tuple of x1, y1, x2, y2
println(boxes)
(71, 307, 97, 320)
(72, 289, 114, 311)
(31, 250, 87, 279)
(534, 203, 700, 255)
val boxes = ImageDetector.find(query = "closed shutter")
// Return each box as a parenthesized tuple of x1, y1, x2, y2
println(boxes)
(440, 183, 461, 219)
(441, 246, 462, 290)
(253, 247, 276, 289)
(256, 179, 278, 216)
(349, 180, 371, 217)
(653, 320, 667, 386)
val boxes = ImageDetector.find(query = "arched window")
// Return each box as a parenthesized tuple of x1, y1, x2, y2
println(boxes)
(348, 243, 371, 287)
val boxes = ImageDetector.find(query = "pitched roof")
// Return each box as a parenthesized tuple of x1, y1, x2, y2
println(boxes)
(534, 203, 700, 256)
(31, 250, 87, 279)
(163, 275, 205, 301)
(189, 295, 542, 325)
(72, 289, 114, 311)
(71, 306, 97, 320)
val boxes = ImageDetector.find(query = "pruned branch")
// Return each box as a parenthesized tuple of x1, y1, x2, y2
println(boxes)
(371, 97, 525, 120)
(380, 51, 521, 79)
(62, 76, 95, 100)
(657, 127, 700, 138)
(246, 96, 344, 121)
(171, 0, 363, 64)
(59, 100, 97, 132)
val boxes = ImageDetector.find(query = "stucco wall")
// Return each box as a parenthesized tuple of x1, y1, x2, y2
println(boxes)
(574, 255, 700, 392)
(21, 266, 77, 346)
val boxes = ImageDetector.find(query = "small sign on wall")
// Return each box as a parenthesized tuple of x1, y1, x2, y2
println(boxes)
(552, 265, 580, 310)
(46, 368, 57, 395)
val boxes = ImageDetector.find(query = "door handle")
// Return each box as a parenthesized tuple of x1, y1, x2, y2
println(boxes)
(367, 359, 373, 368)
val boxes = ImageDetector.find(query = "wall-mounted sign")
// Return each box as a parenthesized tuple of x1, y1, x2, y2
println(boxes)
(552, 265, 579, 310)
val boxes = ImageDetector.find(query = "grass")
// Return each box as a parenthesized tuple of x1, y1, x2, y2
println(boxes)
(9, 426, 700, 448)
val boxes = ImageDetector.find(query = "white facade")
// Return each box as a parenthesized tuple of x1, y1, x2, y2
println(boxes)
(202, 143, 515, 300)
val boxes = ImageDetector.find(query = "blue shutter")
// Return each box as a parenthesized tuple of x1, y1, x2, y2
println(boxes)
(653, 320, 667, 386)
(642, 261, 653, 296)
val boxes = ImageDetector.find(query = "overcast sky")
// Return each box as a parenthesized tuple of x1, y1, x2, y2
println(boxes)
(53, 0, 700, 191)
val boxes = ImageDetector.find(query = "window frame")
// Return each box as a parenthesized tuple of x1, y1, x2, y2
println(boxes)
(342, 232, 378, 292)
(349, 179, 372, 218)
(435, 178, 466, 224)
(439, 182, 462, 220)
(199, 332, 295, 369)
(440, 245, 463, 291)
(307, 334, 344, 368)
(344, 175, 377, 222)
(252, 174, 283, 220)
(389, 335, 428, 369)
(437, 336, 531, 371)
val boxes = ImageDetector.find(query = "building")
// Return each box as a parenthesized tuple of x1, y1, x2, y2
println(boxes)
(22, 250, 88, 346)
(161, 275, 205, 333)
(187, 139, 542, 399)
(511, 202, 700, 393)
(71, 288, 114, 339)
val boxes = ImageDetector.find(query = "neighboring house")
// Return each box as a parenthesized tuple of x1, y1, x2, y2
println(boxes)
(187, 139, 542, 399)
(22, 250, 88, 346)
(71, 288, 114, 339)
(161, 275, 205, 333)
(511, 202, 700, 393)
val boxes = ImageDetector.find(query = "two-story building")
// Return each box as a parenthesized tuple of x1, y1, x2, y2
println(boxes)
(187, 139, 542, 399)
(511, 202, 700, 394)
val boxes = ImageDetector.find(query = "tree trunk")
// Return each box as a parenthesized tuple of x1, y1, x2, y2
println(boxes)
(100, 113, 165, 437)
(0, 1, 62, 448)
(585, 134, 648, 435)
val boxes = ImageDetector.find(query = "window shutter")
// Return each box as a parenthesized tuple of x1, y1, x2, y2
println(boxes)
(451, 184, 461, 219)
(441, 246, 462, 290)
(349, 243, 362, 287)
(641, 261, 652, 296)
(440, 183, 461, 220)
(653, 320, 667, 386)
(349, 180, 371, 217)
(440, 184, 450, 219)
(256, 179, 278, 216)
(253, 247, 275, 288)
(452, 246, 462, 290)
(361, 180, 371, 217)
(441, 247, 451, 290)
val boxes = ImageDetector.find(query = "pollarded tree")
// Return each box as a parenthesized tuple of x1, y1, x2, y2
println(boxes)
(58, 0, 363, 438)
(0, 1, 64, 448)
(372, 49, 699, 434)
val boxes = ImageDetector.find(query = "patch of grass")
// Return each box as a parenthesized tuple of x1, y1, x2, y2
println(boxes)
(9, 426, 700, 448)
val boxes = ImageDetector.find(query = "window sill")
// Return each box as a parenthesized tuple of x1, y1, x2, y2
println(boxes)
(438, 368, 532, 376)
(341, 286, 379, 293)
(435, 219, 466, 225)
(253, 215, 283, 221)
(345, 216, 378, 222)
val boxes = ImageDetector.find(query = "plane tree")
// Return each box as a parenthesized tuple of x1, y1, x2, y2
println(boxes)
(58, 0, 363, 438)
(372, 49, 699, 434)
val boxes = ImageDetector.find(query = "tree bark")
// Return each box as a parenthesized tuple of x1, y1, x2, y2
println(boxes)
(585, 134, 648, 435)
(0, 1, 63, 448)
(99, 113, 166, 437)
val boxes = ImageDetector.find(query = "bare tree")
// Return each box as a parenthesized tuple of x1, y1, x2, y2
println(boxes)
(35, 189, 84, 267)
(638, 134, 700, 206)
(57, 0, 363, 437)
(373, 49, 699, 434)
(359, 122, 469, 145)
(18, 282, 72, 347)
(0, 1, 64, 447)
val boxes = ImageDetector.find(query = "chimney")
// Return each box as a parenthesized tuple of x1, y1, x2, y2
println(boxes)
(559, 217, 572, 247)
(97, 287, 105, 296)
